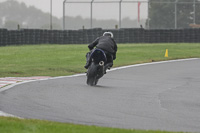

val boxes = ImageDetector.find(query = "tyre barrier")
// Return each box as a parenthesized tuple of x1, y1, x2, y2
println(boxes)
(1, 28, 200, 46)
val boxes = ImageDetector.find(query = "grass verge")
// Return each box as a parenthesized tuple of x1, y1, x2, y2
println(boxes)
(0, 43, 200, 77)
(0, 116, 186, 133)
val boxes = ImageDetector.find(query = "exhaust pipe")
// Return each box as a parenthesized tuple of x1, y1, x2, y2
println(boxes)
(99, 61, 104, 66)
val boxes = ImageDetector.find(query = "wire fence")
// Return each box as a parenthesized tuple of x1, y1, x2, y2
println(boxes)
(63, 0, 200, 30)
(63, 0, 148, 29)
(1, 0, 200, 30)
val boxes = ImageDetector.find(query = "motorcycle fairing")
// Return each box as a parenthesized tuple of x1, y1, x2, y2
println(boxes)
(90, 48, 107, 64)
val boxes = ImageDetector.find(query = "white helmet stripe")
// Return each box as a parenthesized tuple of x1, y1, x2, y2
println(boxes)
(103, 32, 114, 38)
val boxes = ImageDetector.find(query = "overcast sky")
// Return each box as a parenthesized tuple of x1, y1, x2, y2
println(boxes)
(0, 0, 148, 20)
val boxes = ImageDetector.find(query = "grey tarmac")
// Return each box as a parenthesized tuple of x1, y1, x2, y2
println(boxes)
(0, 58, 200, 132)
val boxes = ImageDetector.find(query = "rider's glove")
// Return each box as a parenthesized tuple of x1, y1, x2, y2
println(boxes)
(88, 45, 93, 51)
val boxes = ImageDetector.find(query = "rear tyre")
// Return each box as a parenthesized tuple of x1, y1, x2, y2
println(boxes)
(87, 63, 98, 86)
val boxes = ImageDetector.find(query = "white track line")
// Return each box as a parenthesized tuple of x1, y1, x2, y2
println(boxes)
(109, 58, 199, 72)
(0, 111, 20, 117)
(0, 58, 199, 117)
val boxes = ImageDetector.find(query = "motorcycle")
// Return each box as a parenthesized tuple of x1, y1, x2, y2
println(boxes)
(86, 48, 107, 86)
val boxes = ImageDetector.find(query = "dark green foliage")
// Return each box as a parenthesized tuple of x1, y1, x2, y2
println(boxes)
(149, 0, 200, 29)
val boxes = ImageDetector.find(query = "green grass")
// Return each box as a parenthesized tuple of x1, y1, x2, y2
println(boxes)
(0, 43, 200, 77)
(0, 116, 185, 133)
(0, 44, 87, 77)
(115, 43, 200, 66)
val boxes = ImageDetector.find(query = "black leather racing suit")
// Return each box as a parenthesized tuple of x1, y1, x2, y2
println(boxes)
(86, 36, 117, 69)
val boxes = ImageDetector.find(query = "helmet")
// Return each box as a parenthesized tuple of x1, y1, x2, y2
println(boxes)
(103, 32, 114, 38)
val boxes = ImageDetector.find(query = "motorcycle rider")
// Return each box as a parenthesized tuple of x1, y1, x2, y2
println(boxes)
(84, 31, 117, 71)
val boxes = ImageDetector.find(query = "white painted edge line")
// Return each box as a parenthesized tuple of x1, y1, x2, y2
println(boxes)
(43, 58, 200, 80)
(0, 111, 22, 119)
(0, 111, 15, 117)
(0, 58, 199, 118)
(109, 58, 199, 72)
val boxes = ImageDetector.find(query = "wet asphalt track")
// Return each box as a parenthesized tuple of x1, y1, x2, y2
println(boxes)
(0, 58, 200, 132)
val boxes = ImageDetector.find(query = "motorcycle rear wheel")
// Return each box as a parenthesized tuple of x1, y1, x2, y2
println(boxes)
(87, 63, 98, 86)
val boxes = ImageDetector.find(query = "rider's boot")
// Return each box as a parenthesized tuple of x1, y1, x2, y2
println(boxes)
(104, 62, 113, 74)
(84, 62, 90, 69)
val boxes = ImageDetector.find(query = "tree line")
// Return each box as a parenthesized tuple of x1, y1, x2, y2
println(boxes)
(149, 0, 200, 29)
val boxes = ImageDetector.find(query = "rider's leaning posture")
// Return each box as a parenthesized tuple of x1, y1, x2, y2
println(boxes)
(84, 32, 117, 71)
